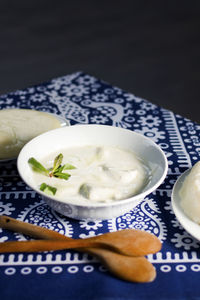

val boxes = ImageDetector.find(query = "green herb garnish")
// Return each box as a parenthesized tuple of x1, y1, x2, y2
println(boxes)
(40, 183, 57, 195)
(62, 163, 76, 170)
(28, 157, 49, 176)
(53, 172, 71, 180)
(28, 153, 76, 180)
(50, 153, 64, 175)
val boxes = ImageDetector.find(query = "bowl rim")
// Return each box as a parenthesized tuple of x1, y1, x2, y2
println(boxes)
(17, 124, 168, 208)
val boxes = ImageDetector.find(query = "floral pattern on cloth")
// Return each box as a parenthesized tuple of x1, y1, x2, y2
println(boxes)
(1, 72, 200, 299)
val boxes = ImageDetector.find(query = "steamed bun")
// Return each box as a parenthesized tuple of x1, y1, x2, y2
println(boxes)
(0, 109, 61, 159)
(179, 161, 200, 224)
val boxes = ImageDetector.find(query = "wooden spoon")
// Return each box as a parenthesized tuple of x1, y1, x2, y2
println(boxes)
(0, 216, 157, 282)
(0, 216, 158, 282)
(0, 216, 161, 256)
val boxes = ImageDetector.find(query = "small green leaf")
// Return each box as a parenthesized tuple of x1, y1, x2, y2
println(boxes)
(52, 153, 63, 174)
(53, 172, 71, 180)
(53, 163, 76, 174)
(40, 183, 57, 195)
(55, 165, 65, 173)
(40, 183, 47, 191)
(63, 163, 76, 170)
(28, 158, 49, 176)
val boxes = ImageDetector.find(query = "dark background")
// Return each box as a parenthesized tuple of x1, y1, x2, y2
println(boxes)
(0, 0, 200, 123)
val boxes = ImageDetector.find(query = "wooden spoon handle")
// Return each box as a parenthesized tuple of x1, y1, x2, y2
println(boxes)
(0, 216, 162, 256)
(0, 216, 68, 240)
(0, 239, 112, 253)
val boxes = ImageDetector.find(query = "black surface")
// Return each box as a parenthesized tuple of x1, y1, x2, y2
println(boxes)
(0, 0, 200, 123)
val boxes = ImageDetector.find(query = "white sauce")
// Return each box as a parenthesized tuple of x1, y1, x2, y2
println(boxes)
(179, 161, 200, 224)
(32, 146, 149, 204)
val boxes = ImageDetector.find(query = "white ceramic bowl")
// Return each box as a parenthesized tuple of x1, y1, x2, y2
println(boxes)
(17, 125, 168, 220)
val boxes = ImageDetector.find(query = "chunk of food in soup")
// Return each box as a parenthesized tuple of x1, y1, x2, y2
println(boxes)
(31, 146, 150, 204)
(0, 109, 61, 159)
(179, 161, 200, 224)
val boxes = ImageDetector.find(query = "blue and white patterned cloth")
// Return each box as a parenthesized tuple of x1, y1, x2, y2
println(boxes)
(0, 72, 200, 299)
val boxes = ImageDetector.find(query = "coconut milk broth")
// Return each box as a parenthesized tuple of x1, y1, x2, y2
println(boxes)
(31, 145, 150, 204)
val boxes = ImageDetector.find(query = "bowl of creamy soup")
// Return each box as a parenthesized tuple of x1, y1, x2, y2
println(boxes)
(17, 125, 168, 220)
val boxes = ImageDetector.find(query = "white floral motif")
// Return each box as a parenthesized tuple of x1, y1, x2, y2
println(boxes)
(79, 220, 103, 230)
(0, 98, 13, 105)
(60, 84, 89, 97)
(135, 127, 165, 142)
(76, 75, 97, 86)
(109, 198, 167, 241)
(16, 202, 73, 240)
(90, 115, 109, 124)
(121, 213, 135, 222)
(97, 106, 116, 116)
(91, 83, 102, 91)
(0, 202, 15, 215)
(124, 93, 142, 103)
(92, 93, 108, 102)
(12, 89, 29, 96)
(140, 102, 157, 111)
(29, 93, 47, 102)
(171, 232, 200, 250)
(114, 98, 124, 104)
(120, 213, 149, 231)
(129, 220, 149, 230)
(138, 115, 162, 128)
(104, 88, 114, 95)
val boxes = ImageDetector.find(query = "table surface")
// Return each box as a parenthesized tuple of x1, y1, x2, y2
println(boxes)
(0, 72, 200, 300)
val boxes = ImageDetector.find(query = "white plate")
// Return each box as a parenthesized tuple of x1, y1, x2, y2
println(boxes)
(172, 169, 200, 241)
(0, 112, 70, 162)
(47, 113, 70, 128)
